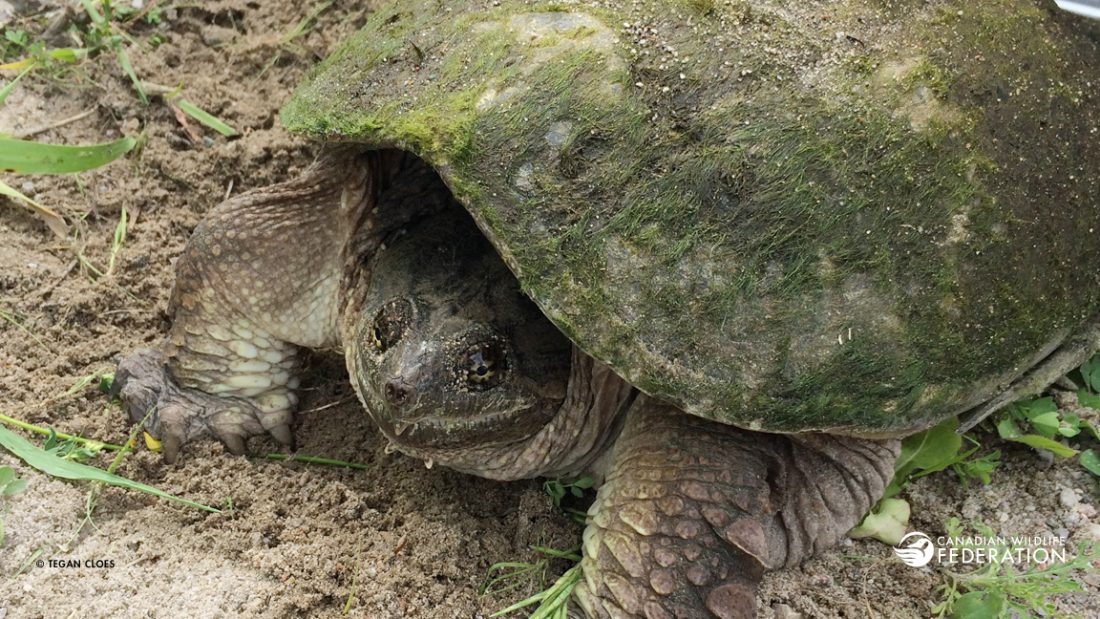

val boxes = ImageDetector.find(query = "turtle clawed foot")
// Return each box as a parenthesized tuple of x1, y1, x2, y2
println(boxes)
(111, 348, 167, 426)
(112, 347, 297, 463)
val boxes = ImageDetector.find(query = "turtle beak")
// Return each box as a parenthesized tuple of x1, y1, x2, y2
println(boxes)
(383, 364, 423, 409)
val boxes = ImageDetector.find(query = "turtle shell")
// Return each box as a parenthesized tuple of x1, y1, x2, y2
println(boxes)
(281, 0, 1100, 435)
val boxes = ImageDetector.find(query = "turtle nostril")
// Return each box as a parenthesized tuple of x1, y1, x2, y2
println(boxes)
(385, 380, 413, 406)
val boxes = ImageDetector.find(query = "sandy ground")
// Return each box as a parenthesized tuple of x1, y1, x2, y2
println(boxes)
(0, 1, 1096, 618)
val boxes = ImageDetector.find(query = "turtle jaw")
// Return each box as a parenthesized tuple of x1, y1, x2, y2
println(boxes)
(347, 291, 572, 467)
(351, 329, 563, 453)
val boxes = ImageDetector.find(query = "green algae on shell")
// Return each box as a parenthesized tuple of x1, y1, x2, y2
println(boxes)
(281, 0, 1100, 435)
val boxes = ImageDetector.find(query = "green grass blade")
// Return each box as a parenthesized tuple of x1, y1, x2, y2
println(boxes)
(0, 136, 135, 174)
(0, 48, 89, 71)
(0, 178, 68, 237)
(113, 46, 147, 105)
(491, 564, 581, 617)
(0, 66, 32, 105)
(1005, 434, 1078, 458)
(47, 48, 89, 63)
(175, 99, 238, 137)
(13, 548, 43, 577)
(281, 1, 335, 45)
(0, 308, 52, 353)
(107, 206, 127, 275)
(0, 425, 219, 513)
(260, 453, 368, 469)
(0, 412, 125, 451)
(79, 0, 107, 26)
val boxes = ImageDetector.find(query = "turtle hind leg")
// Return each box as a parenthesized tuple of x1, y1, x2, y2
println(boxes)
(572, 397, 899, 618)
(111, 149, 383, 462)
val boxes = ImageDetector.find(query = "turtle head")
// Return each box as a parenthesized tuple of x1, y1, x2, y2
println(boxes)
(350, 209, 572, 467)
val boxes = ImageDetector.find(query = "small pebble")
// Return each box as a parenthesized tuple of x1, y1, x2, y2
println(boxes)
(200, 24, 237, 47)
(772, 603, 802, 619)
(1059, 487, 1079, 510)
(1082, 523, 1100, 542)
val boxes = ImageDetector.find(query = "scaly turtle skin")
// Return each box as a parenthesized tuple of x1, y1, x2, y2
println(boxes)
(348, 210, 898, 618)
(111, 1, 1100, 617)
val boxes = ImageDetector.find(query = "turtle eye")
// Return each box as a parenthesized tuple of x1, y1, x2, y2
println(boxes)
(370, 324, 388, 351)
(370, 300, 409, 353)
(465, 343, 506, 390)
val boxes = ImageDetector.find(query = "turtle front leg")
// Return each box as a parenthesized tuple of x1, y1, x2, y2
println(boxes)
(573, 397, 899, 618)
(112, 150, 390, 462)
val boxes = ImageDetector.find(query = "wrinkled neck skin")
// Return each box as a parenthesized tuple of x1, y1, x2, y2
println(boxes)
(347, 343, 636, 481)
(330, 149, 635, 480)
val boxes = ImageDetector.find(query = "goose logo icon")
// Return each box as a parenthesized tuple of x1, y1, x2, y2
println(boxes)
(893, 532, 935, 567)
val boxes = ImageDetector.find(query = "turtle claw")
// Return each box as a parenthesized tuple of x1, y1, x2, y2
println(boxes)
(112, 347, 297, 462)
(215, 431, 248, 457)
(112, 348, 166, 425)
(161, 434, 183, 465)
(268, 424, 295, 449)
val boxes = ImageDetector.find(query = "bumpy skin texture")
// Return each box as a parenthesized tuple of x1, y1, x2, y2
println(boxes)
(575, 399, 899, 618)
(112, 149, 451, 461)
(348, 209, 634, 480)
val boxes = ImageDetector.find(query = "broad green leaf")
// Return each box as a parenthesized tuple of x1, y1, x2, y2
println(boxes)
(2, 478, 26, 496)
(849, 497, 910, 545)
(1081, 449, 1100, 477)
(950, 590, 1005, 619)
(176, 99, 238, 136)
(1013, 396, 1057, 419)
(0, 425, 219, 512)
(1081, 355, 1100, 393)
(884, 417, 970, 498)
(996, 416, 1023, 439)
(0, 466, 12, 486)
(1077, 389, 1100, 410)
(1058, 413, 1082, 438)
(1027, 411, 1061, 438)
(1005, 434, 1078, 458)
(0, 136, 135, 174)
(894, 417, 962, 476)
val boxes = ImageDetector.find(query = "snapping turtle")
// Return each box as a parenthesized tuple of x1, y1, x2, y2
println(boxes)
(112, 0, 1100, 616)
